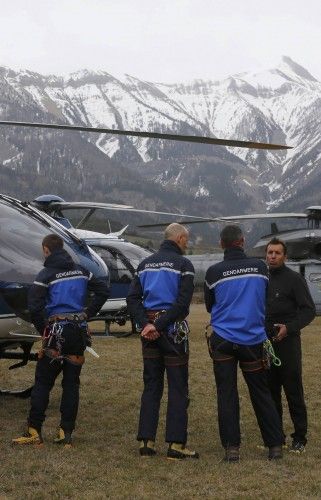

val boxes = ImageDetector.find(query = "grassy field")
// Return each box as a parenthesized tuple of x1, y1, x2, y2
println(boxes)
(1, 304, 321, 499)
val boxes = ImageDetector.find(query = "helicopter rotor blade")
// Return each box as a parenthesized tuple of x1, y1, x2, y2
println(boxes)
(36, 201, 308, 228)
(48, 200, 217, 222)
(137, 214, 225, 229)
(0, 120, 292, 150)
(217, 213, 307, 221)
(50, 201, 134, 210)
(138, 213, 308, 228)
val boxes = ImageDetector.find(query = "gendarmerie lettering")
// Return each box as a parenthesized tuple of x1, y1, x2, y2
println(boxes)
(222, 267, 258, 277)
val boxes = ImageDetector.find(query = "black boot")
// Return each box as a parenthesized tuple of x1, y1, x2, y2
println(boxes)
(139, 440, 156, 457)
(224, 446, 240, 463)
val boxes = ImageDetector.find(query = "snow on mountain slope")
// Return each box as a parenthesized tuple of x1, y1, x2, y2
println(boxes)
(1, 56, 321, 214)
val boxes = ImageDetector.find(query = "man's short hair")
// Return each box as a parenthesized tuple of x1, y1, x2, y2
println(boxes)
(265, 237, 287, 256)
(42, 233, 64, 252)
(220, 225, 243, 247)
(164, 223, 188, 240)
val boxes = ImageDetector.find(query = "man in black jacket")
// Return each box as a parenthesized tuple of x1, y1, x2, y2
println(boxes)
(127, 223, 198, 460)
(13, 233, 109, 447)
(266, 237, 316, 453)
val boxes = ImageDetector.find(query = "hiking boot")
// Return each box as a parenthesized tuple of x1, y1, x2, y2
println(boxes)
(53, 427, 72, 448)
(139, 439, 156, 457)
(12, 426, 43, 446)
(167, 443, 199, 460)
(268, 445, 283, 460)
(289, 441, 306, 454)
(224, 446, 240, 463)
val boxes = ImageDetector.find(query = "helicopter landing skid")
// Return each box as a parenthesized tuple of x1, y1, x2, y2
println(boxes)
(0, 386, 33, 398)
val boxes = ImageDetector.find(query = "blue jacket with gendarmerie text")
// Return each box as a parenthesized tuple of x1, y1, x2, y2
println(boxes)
(204, 247, 268, 345)
(28, 249, 109, 333)
(126, 239, 194, 332)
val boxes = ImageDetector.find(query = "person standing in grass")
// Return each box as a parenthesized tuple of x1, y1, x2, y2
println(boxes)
(12, 233, 109, 447)
(265, 237, 315, 454)
(204, 225, 284, 462)
(127, 223, 199, 460)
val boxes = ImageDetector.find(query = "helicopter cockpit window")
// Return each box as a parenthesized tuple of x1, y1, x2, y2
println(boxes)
(91, 246, 133, 284)
(102, 242, 151, 270)
(120, 246, 152, 270)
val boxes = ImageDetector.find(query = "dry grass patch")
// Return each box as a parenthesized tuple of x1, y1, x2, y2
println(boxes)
(1, 305, 321, 499)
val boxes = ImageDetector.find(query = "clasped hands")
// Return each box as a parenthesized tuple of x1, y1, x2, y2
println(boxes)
(141, 323, 160, 340)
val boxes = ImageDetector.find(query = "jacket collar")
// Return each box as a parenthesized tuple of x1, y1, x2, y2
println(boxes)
(223, 246, 246, 260)
(269, 264, 286, 275)
(160, 239, 183, 255)
(44, 249, 74, 270)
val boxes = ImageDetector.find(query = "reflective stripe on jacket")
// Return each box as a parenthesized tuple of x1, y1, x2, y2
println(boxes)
(127, 240, 194, 332)
(204, 247, 268, 345)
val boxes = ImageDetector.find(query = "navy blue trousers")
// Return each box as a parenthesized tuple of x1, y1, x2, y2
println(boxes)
(137, 335, 189, 444)
(29, 356, 82, 433)
(29, 322, 86, 433)
(211, 331, 283, 448)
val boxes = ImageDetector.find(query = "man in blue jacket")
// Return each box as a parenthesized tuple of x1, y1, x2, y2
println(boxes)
(13, 233, 109, 447)
(204, 225, 283, 462)
(127, 223, 198, 460)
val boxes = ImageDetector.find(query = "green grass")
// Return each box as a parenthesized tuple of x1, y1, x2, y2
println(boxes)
(1, 305, 321, 499)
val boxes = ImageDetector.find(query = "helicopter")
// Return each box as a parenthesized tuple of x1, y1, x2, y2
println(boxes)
(0, 119, 291, 394)
(0, 192, 109, 394)
(139, 207, 321, 314)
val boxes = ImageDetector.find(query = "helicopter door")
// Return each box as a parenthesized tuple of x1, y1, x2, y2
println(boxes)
(90, 246, 134, 300)
(305, 263, 321, 315)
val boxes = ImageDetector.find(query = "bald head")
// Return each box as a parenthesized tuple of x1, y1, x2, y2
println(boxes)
(164, 223, 189, 253)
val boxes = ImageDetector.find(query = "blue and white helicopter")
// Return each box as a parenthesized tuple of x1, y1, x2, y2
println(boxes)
(0, 193, 108, 393)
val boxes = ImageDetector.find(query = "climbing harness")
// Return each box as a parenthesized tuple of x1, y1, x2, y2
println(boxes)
(40, 317, 90, 366)
(204, 324, 281, 370)
(47, 321, 65, 356)
(145, 309, 189, 354)
(172, 320, 189, 344)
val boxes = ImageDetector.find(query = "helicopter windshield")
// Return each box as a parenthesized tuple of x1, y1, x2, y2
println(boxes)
(99, 240, 152, 271)
(91, 247, 133, 283)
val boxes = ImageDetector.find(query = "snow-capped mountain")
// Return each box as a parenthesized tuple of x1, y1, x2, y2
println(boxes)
(150, 56, 321, 210)
(0, 56, 320, 230)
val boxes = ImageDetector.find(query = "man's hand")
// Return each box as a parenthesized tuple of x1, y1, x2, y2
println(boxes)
(141, 323, 160, 341)
(272, 323, 287, 342)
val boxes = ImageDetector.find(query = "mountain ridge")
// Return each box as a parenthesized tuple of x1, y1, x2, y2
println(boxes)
(0, 56, 320, 241)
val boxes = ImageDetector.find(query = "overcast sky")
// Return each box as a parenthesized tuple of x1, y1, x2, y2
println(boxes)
(0, 0, 320, 83)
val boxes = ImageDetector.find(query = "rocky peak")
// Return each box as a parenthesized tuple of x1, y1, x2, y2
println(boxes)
(277, 55, 318, 82)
